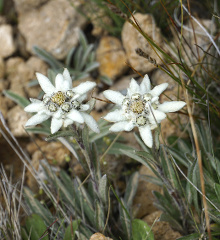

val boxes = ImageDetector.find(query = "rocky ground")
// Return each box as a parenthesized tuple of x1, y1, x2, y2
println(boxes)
(0, 0, 214, 239)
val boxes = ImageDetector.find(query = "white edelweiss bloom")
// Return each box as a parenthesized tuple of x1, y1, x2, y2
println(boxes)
(103, 74, 186, 148)
(25, 68, 99, 134)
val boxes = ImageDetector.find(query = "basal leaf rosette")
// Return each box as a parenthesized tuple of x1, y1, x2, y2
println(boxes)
(103, 75, 186, 148)
(25, 68, 99, 134)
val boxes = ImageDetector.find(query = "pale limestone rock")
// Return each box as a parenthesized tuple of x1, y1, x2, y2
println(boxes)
(14, 0, 49, 14)
(0, 24, 16, 58)
(133, 165, 162, 218)
(85, 2, 112, 37)
(18, 0, 87, 59)
(90, 233, 113, 240)
(151, 69, 187, 140)
(0, 79, 8, 92)
(26, 140, 71, 191)
(7, 105, 30, 137)
(25, 56, 48, 98)
(0, 95, 8, 118)
(143, 211, 182, 240)
(6, 56, 48, 99)
(0, 58, 5, 79)
(0, 16, 6, 25)
(122, 13, 163, 72)
(96, 36, 128, 80)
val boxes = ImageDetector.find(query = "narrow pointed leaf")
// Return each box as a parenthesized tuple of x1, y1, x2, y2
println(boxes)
(132, 219, 154, 240)
(4, 90, 30, 108)
(46, 130, 77, 141)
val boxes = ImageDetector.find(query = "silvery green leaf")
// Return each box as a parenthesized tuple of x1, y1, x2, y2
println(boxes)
(26, 127, 50, 135)
(99, 174, 108, 204)
(21, 228, 29, 240)
(63, 220, 79, 240)
(161, 146, 179, 189)
(90, 126, 110, 142)
(214, 183, 220, 201)
(84, 62, 100, 73)
(76, 177, 94, 211)
(136, 151, 155, 164)
(74, 46, 83, 70)
(160, 213, 183, 232)
(79, 30, 88, 51)
(176, 233, 203, 240)
(203, 123, 213, 153)
(186, 158, 199, 212)
(46, 130, 77, 141)
(132, 219, 154, 240)
(65, 47, 76, 67)
(154, 127, 160, 150)
(134, 133, 149, 152)
(153, 190, 179, 218)
(95, 200, 105, 231)
(89, 51, 95, 62)
(47, 68, 58, 85)
(185, 152, 195, 163)
(42, 165, 78, 211)
(59, 170, 75, 195)
(140, 174, 163, 186)
(24, 188, 53, 226)
(4, 90, 30, 108)
(124, 172, 139, 208)
(177, 139, 191, 154)
(91, 142, 101, 180)
(33, 46, 63, 69)
(74, 72, 89, 81)
(28, 79, 39, 87)
(107, 142, 134, 155)
(76, 224, 93, 239)
(121, 149, 158, 177)
(208, 153, 220, 179)
(119, 199, 131, 240)
(25, 214, 49, 240)
(82, 125, 90, 155)
(73, 178, 95, 225)
(168, 148, 189, 167)
(100, 76, 113, 86)
(79, 44, 94, 70)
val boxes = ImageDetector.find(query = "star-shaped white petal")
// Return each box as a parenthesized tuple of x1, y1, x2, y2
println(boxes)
(103, 74, 186, 148)
(139, 125, 153, 148)
(36, 73, 56, 95)
(25, 113, 50, 127)
(103, 90, 125, 105)
(25, 69, 99, 134)
(157, 101, 186, 113)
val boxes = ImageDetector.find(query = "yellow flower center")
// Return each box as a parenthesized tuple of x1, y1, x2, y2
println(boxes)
(51, 91, 66, 106)
(130, 100, 144, 114)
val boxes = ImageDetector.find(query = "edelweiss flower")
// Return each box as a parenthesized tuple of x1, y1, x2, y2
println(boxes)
(103, 75, 186, 148)
(25, 68, 99, 134)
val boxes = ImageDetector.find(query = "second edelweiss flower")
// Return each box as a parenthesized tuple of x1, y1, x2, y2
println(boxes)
(25, 68, 99, 134)
(103, 75, 186, 148)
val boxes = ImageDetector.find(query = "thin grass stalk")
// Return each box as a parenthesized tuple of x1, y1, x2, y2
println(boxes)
(0, 112, 70, 224)
(16, 166, 25, 224)
(179, 73, 212, 239)
(186, 0, 200, 61)
(181, 3, 220, 56)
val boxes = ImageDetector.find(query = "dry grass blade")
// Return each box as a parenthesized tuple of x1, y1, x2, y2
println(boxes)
(0, 111, 70, 224)
(0, 166, 23, 239)
(179, 73, 212, 239)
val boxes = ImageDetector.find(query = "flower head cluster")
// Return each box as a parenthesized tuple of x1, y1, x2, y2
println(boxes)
(103, 75, 186, 148)
(25, 69, 99, 134)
